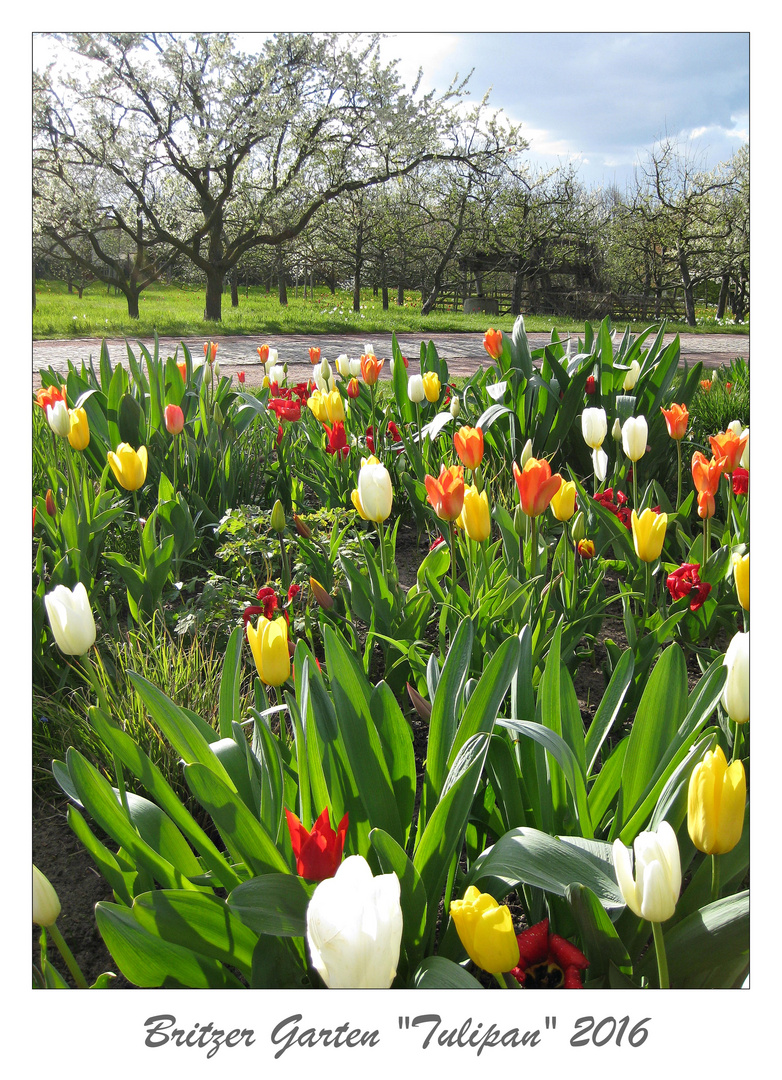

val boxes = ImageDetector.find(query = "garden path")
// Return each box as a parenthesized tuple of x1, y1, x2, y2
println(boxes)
(33, 330, 748, 389)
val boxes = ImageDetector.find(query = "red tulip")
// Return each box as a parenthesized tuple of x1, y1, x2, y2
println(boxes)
(732, 467, 748, 496)
(585, 375, 596, 395)
(164, 403, 184, 435)
(285, 807, 349, 881)
(511, 919, 589, 989)
(237, 370, 246, 384)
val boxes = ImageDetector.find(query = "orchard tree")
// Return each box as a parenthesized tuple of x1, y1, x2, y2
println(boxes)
(37, 32, 521, 322)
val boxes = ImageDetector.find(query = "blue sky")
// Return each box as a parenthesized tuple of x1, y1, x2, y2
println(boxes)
(378, 32, 749, 191)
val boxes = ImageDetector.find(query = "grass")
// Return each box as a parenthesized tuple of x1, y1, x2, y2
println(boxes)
(33, 279, 749, 341)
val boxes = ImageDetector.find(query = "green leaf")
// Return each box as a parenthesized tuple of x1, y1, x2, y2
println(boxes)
(584, 648, 634, 774)
(639, 891, 749, 989)
(95, 901, 242, 988)
(131, 890, 258, 978)
(370, 682, 416, 842)
(227, 873, 313, 937)
(566, 882, 633, 981)
(413, 956, 484, 988)
(614, 643, 688, 837)
(423, 617, 474, 805)
(446, 633, 521, 774)
(323, 625, 404, 845)
(184, 762, 289, 877)
(370, 827, 428, 973)
(467, 827, 624, 909)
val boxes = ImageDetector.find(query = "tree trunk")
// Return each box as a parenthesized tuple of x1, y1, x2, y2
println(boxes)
(275, 247, 288, 306)
(353, 224, 363, 313)
(230, 269, 239, 308)
(678, 246, 696, 327)
(716, 273, 730, 320)
(125, 289, 140, 318)
(204, 266, 224, 321)
(397, 283, 404, 306)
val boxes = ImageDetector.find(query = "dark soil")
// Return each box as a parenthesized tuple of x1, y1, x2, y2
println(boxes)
(30, 533, 707, 989)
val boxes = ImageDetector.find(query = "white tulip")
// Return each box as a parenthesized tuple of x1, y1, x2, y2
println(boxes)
(44, 582, 97, 656)
(335, 353, 351, 379)
(349, 356, 362, 378)
(33, 865, 61, 927)
(356, 459, 393, 522)
(46, 399, 71, 438)
(520, 438, 533, 467)
(581, 407, 607, 450)
(306, 855, 403, 988)
(622, 415, 648, 462)
(408, 373, 425, 403)
(612, 820, 681, 923)
(450, 395, 460, 418)
(364, 342, 376, 357)
(267, 348, 279, 366)
(740, 428, 749, 471)
(622, 359, 641, 391)
(592, 447, 608, 482)
(320, 358, 332, 383)
(267, 363, 285, 386)
(722, 630, 749, 724)
(612, 417, 623, 442)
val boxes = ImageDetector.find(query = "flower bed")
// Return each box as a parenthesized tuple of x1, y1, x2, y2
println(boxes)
(32, 318, 749, 990)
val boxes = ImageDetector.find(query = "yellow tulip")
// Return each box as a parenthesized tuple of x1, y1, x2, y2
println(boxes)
(306, 391, 329, 424)
(549, 479, 577, 522)
(449, 886, 519, 974)
(461, 485, 491, 542)
(687, 746, 746, 855)
(325, 389, 345, 425)
(733, 552, 749, 611)
(108, 443, 148, 491)
(422, 371, 441, 403)
(631, 507, 667, 562)
(247, 615, 290, 687)
(67, 407, 90, 451)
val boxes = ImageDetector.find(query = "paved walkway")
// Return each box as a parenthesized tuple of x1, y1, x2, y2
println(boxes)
(32, 330, 748, 389)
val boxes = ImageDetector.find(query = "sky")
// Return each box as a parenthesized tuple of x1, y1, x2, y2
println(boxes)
(375, 32, 749, 192)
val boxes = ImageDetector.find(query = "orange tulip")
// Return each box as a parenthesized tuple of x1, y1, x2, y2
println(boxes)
(176, 358, 187, 382)
(512, 457, 562, 518)
(454, 426, 484, 470)
(660, 403, 689, 440)
(425, 464, 465, 522)
(483, 328, 503, 361)
(691, 451, 724, 497)
(700, 379, 712, 392)
(257, 344, 270, 364)
(709, 430, 748, 474)
(697, 491, 716, 520)
(204, 341, 218, 362)
(309, 346, 321, 364)
(360, 354, 384, 386)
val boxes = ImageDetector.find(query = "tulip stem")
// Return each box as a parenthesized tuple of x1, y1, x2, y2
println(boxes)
(675, 440, 682, 512)
(711, 854, 721, 903)
(48, 922, 89, 989)
(480, 540, 491, 589)
(493, 972, 511, 989)
(376, 521, 388, 581)
(632, 466, 638, 512)
(529, 515, 538, 582)
(131, 490, 144, 563)
(651, 921, 669, 989)
(642, 561, 652, 627)
(449, 520, 458, 596)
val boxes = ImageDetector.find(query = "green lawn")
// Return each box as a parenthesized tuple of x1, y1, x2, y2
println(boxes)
(33, 279, 749, 340)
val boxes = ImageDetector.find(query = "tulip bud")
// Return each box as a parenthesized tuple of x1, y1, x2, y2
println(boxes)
(309, 576, 334, 610)
(581, 408, 607, 450)
(449, 394, 460, 419)
(520, 438, 533, 467)
(577, 538, 596, 559)
(294, 514, 313, 539)
(44, 581, 97, 656)
(33, 865, 61, 927)
(622, 415, 648, 462)
(612, 820, 681, 923)
(449, 886, 519, 974)
(612, 417, 623, 442)
(212, 361, 220, 380)
(687, 746, 746, 856)
(306, 855, 403, 989)
(733, 552, 749, 611)
(513, 506, 527, 537)
(722, 630, 749, 724)
(164, 403, 184, 436)
(406, 682, 432, 721)
(213, 401, 224, 425)
(46, 399, 71, 438)
(408, 373, 425, 403)
(346, 377, 360, 399)
(68, 407, 90, 451)
(622, 359, 641, 391)
(422, 371, 441, 403)
(45, 489, 57, 517)
(571, 511, 586, 544)
(271, 499, 286, 534)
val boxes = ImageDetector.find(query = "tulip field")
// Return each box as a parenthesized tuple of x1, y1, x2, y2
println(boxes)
(32, 316, 749, 990)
